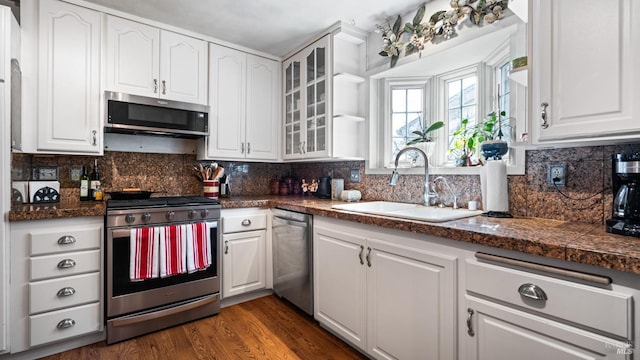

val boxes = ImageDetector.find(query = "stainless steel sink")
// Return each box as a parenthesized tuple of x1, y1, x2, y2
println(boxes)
(332, 201, 482, 222)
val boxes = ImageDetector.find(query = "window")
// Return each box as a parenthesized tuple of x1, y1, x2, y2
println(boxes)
(391, 87, 423, 162)
(383, 78, 431, 166)
(444, 73, 478, 163)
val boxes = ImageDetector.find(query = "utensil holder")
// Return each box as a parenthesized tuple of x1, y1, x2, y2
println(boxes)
(203, 180, 219, 199)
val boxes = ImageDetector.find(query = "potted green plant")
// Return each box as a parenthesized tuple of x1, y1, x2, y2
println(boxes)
(448, 112, 506, 166)
(406, 120, 445, 146)
(406, 120, 444, 164)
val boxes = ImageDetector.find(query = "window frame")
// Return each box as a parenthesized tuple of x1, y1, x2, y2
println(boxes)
(383, 77, 433, 167)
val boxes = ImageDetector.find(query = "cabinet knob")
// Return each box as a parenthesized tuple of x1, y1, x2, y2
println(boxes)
(57, 235, 76, 245)
(57, 259, 76, 269)
(358, 245, 364, 265)
(224, 240, 229, 255)
(153, 78, 158, 93)
(241, 219, 252, 226)
(91, 130, 97, 146)
(518, 283, 548, 301)
(540, 102, 549, 129)
(247, 142, 251, 154)
(241, 142, 245, 154)
(56, 287, 76, 297)
(466, 308, 475, 336)
(56, 318, 76, 329)
(162, 80, 167, 95)
(365, 247, 372, 267)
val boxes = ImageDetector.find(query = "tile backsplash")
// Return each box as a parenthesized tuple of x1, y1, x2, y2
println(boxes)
(11, 142, 640, 225)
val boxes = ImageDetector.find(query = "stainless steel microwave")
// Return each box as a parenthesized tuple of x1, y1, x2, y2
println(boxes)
(105, 91, 209, 138)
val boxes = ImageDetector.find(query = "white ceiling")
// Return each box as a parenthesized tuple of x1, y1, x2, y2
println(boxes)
(82, 0, 425, 57)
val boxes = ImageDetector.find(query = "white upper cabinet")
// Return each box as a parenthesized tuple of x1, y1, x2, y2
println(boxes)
(282, 24, 367, 161)
(106, 16, 159, 98)
(531, 0, 640, 144)
(106, 16, 207, 105)
(159, 30, 207, 104)
(36, 0, 102, 154)
(201, 44, 279, 161)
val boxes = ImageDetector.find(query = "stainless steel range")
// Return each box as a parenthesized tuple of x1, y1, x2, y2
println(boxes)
(105, 196, 221, 344)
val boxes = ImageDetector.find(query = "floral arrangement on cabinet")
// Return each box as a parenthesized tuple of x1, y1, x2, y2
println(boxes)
(377, 0, 509, 67)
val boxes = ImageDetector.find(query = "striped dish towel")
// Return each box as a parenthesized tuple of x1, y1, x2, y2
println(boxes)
(186, 222, 212, 273)
(159, 224, 187, 277)
(129, 227, 159, 281)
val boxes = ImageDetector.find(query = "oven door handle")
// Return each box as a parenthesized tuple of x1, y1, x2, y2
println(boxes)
(110, 222, 218, 239)
(110, 294, 219, 327)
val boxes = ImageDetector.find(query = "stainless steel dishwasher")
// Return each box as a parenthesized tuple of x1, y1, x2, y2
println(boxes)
(272, 208, 313, 315)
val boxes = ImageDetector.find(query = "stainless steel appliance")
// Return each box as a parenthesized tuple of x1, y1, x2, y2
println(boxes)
(272, 208, 313, 315)
(105, 196, 221, 344)
(105, 91, 209, 138)
(607, 153, 640, 237)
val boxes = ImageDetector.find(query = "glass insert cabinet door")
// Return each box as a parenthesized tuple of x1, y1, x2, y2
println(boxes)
(305, 42, 327, 154)
(282, 35, 329, 158)
(284, 60, 301, 156)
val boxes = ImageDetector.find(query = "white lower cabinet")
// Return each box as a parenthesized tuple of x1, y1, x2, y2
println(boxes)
(465, 296, 631, 360)
(314, 217, 457, 359)
(463, 258, 634, 359)
(10, 217, 103, 353)
(221, 209, 268, 298)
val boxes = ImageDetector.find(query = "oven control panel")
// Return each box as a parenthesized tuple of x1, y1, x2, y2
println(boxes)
(107, 205, 221, 228)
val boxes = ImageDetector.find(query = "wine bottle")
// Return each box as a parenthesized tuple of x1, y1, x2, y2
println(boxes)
(90, 159, 101, 200)
(79, 166, 90, 201)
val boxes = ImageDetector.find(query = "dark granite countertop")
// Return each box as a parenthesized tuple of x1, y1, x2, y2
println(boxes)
(9, 195, 640, 275)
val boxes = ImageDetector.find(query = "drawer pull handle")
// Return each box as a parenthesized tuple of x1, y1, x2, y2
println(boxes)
(57, 259, 76, 269)
(57, 235, 76, 245)
(365, 247, 372, 267)
(518, 283, 547, 301)
(358, 245, 364, 265)
(466, 308, 475, 336)
(56, 318, 76, 329)
(241, 219, 252, 226)
(224, 240, 229, 255)
(57, 287, 76, 297)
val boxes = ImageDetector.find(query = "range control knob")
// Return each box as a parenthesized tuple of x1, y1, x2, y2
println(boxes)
(188, 210, 197, 219)
(125, 214, 136, 224)
(166, 211, 175, 221)
(141, 212, 151, 222)
(200, 209, 209, 218)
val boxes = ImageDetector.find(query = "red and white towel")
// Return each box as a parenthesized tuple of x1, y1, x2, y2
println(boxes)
(186, 222, 212, 273)
(129, 227, 159, 281)
(159, 225, 187, 277)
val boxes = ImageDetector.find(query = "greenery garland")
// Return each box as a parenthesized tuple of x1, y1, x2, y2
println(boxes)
(377, 0, 510, 67)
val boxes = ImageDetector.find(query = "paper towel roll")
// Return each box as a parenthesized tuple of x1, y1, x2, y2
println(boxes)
(480, 160, 509, 212)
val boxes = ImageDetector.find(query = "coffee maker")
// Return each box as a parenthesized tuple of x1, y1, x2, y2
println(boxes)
(606, 153, 640, 237)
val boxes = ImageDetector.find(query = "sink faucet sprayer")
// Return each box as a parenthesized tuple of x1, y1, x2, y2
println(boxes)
(389, 146, 438, 206)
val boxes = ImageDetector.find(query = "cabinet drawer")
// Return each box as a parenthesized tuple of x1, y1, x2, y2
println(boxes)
(30, 302, 101, 347)
(30, 225, 102, 256)
(223, 213, 267, 233)
(30, 272, 101, 314)
(466, 260, 632, 338)
(30, 250, 101, 281)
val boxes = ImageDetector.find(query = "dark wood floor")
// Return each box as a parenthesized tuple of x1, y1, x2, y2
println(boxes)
(40, 295, 366, 360)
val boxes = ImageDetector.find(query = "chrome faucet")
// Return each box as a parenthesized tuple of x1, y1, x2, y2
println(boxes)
(433, 176, 458, 209)
(389, 147, 438, 206)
